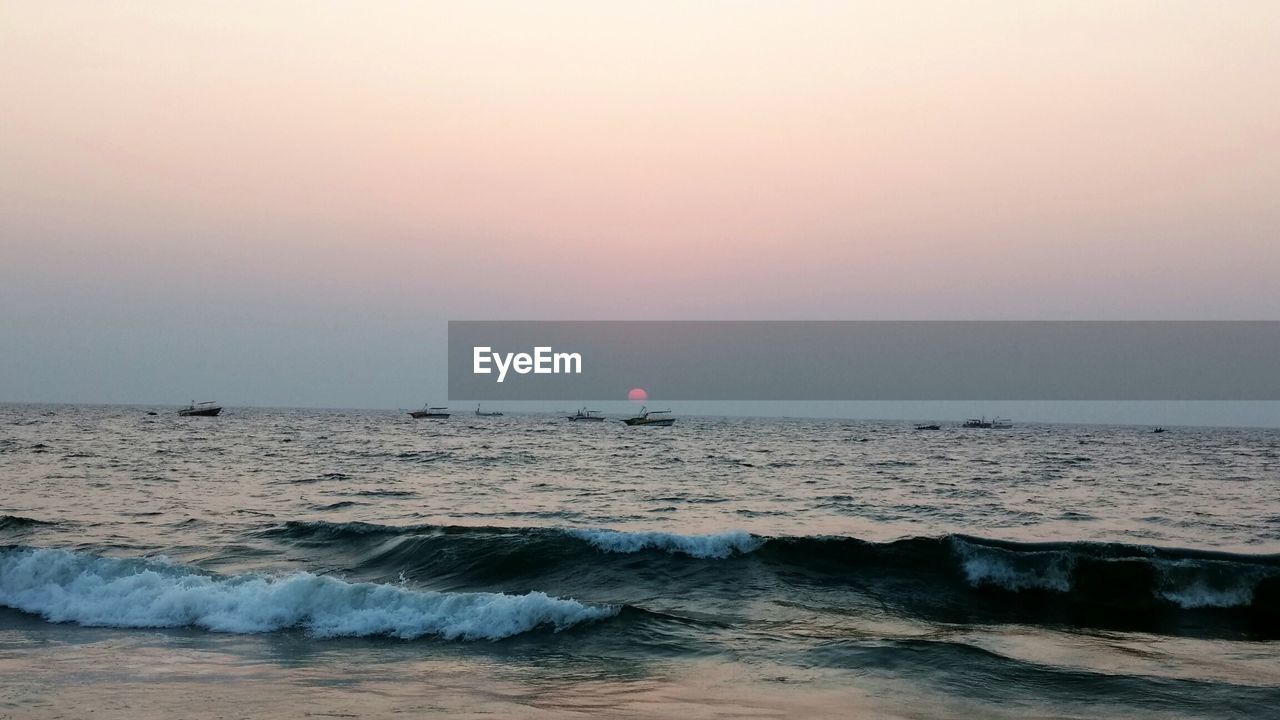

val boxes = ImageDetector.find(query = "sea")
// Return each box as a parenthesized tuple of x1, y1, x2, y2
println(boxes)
(1, 404, 1278, 719)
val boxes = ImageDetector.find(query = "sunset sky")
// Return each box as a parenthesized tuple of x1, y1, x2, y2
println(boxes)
(2, 2, 1278, 409)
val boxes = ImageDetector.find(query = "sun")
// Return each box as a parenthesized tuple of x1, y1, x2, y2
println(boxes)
(627, 387, 648, 402)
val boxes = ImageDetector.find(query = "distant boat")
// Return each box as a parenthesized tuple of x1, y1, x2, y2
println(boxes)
(567, 408, 606, 421)
(963, 417, 1012, 429)
(178, 401, 222, 417)
(915, 424, 941, 431)
(1152, 427, 1167, 433)
(409, 404, 450, 419)
(475, 404, 504, 417)
(623, 407, 675, 427)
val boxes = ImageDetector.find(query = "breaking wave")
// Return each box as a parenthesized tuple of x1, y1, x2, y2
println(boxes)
(0, 547, 616, 640)
(565, 529, 763, 559)
(256, 521, 1280, 636)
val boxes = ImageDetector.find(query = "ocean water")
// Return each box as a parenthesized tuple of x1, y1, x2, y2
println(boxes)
(1, 404, 1278, 719)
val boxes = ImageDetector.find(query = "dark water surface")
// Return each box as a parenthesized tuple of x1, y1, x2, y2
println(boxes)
(2, 404, 1278, 718)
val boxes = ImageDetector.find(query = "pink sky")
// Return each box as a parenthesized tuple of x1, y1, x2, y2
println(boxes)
(4, 2, 1279, 317)
(1, 2, 1279, 405)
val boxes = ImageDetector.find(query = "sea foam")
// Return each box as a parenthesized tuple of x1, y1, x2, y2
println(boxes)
(567, 529, 764, 559)
(950, 538, 1074, 592)
(0, 547, 615, 640)
(1153, 558, 1265, 609)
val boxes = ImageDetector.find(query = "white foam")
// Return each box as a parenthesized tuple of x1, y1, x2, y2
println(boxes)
(951, 539, 1073, 592)
(1153, 559, 1266, 609)
(0, 548, 616, 640)
(567, 529, 763, 559)
(1159, 584, 1254, 609)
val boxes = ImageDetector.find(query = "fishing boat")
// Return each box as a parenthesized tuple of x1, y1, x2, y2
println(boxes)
(566, 408, 606, 421)
(475, 404, 504, 417)
(1152, 427, 1167, 433)
(963, 417, 1012, 429)
(409, 404, 450, 419)
(623, 407, 675, 427)
(178, 401, 222, 417)
(915, 424, 941, 431)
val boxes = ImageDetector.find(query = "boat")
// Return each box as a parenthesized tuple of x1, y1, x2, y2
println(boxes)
(178, 401, 222, 417)
(475, 404, 504, 417)
(622, 407, 675, 427)
(566, 408, 606, 421)
(409, 404, 450, 419)
(915, 424, 941, 430)
(963, 417, 1012, 429)
(1152, 427, 1166, 433)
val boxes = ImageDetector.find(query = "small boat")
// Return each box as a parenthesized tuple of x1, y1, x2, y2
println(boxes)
(475, 404, 504, 417)
(963, 417, 1012, 429)
(178, 401, 222, 417)
(566, 408, 606, 421)
(1152, 427, 1166, 433)
(623, 407, 675, 427)
(409, 404, 450, 419)
(915, 424, 941, 431)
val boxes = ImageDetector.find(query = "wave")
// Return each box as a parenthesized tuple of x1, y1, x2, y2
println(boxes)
(268, 521, 761, 559)
(768, 534, 1280, 616)
(259, 521, 1280, 636)
(0, 547, 616, 640)
(269, 520, 1280, 598)
(565, 529, 763, 559)
(944, 536, 1280, 609)
(311, 501, 369, 511)
(952, 538, 1073, 592)
(0, 515, 54, 531)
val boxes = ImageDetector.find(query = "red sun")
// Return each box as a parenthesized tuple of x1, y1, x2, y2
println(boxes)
(627, 387, 648, 402)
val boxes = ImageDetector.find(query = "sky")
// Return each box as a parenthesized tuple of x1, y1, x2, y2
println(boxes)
(1, 2, 1278, 421)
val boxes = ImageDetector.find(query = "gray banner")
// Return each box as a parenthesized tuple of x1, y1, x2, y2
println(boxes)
(448, 321, 1279, 401)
